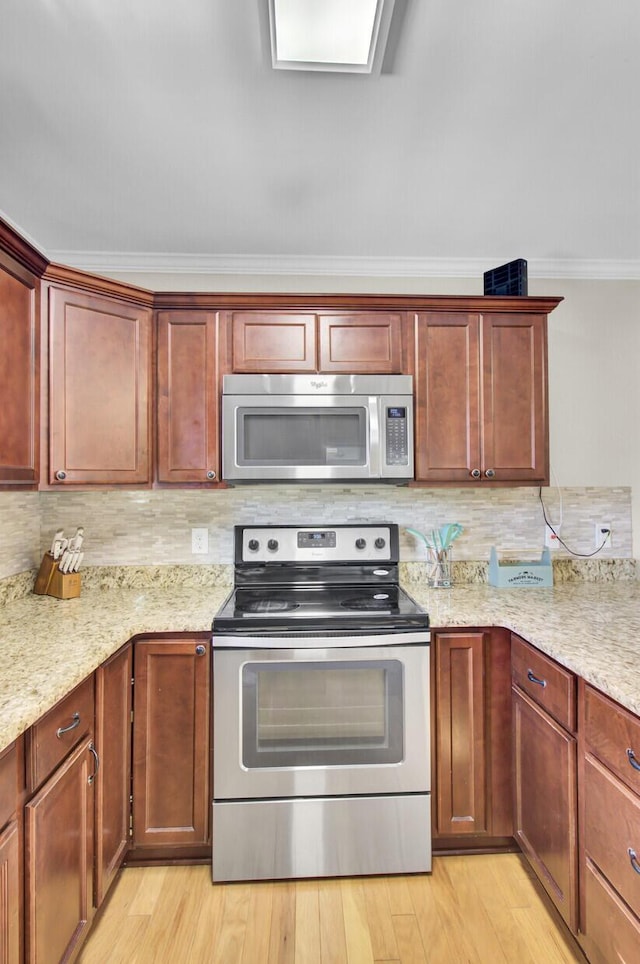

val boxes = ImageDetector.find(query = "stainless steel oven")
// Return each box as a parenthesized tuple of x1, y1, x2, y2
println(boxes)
(211, 524, 431, 882)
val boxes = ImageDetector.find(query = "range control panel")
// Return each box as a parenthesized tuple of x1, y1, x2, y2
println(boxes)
(237, 524, 397, 564)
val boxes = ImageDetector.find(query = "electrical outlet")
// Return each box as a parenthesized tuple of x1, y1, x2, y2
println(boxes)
(594, 522, 612, 550)
(545, 526, 561, 550)
(191, 527, 209, 554)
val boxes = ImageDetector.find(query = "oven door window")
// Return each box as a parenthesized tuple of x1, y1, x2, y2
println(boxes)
(242, 660, 403, 768)
(237, 407, 367, 466)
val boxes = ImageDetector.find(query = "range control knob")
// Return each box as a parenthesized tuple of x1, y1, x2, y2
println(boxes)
(374, 537, 386, 549)
(355, 538, 367, 550)
(267, 539, 279, 552)
(247, 539, 260, 552)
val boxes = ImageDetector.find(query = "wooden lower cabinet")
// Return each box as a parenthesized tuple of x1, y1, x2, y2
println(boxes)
(432, 629, 513, 849)
(25, 736, 96, 964)
(579, 681, 640, 960)
(0, 738, 21, 964)
(512, 685, 578, 931)
(131, 636, 211, 857)
(94, 643, 132, 907)
(0, 819, 20, 963)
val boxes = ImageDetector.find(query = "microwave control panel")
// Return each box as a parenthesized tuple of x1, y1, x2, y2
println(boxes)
(385, 407, 409, 465)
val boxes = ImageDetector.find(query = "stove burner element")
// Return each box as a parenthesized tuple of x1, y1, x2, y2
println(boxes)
(341, 593, 394, 612)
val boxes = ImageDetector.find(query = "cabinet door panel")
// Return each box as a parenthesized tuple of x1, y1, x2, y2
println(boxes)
(0, 741, 18, 829)
(511, 634, 576, 731)
(580, 857, 640, 964)
(0, 819, 20, 963)
(232, 312, 317, 372)
(318, 313, 403, 372)
(0, 254, 39, 484)
(49, 288, 151, 484)
(434, 631, 487, 834)
(583, 683, 640, 796)
(482, 313, 548, 482)
(132, 638, 210, 849)
(415, 313, 481, 482)
(25, 737, 94, 964)
(95, 644, 132, 907)
(157, 311, 220, 482)
(26, 675, 95, 792)
(583, 752, 640, 918)
(513, 685, 577, 930)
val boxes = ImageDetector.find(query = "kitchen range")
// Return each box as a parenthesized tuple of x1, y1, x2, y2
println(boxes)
(211, 523, 431, 882)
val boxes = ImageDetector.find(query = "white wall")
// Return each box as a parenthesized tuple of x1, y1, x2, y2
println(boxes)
(534, 279, 640, 552)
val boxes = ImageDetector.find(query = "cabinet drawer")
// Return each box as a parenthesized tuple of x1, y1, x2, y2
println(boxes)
(0, 740, 18, 828)
(584, 753, 640, 918)
(584, 683, 640, 795)
(27, 675, 94, 791)
(511, 635, 576, 731)
(581, 857, 640, 964)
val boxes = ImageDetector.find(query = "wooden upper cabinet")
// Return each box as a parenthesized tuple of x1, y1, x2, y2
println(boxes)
(232, 311, 317, 372)
(48, 287, 152, 485)
(230, 310, 404, 373)
(157, 310, 221, 483)
(482, 313, 548, 483)
(0, 251, 39, 485)
(318, 313, 404, 373)
(415, 312, 481, 483)
(415, 310, 548, 484)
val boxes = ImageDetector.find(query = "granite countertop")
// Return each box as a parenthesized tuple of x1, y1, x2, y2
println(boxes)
(1, 578, 640, 754)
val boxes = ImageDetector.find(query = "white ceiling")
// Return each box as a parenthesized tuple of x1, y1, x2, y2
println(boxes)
(1, 0, 639, 279)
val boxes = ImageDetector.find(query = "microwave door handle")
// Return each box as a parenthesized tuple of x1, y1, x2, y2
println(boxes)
(369, 396, 381, 475)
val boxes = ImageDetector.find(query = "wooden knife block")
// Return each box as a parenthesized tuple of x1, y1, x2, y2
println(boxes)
(34, 553, 81, 599)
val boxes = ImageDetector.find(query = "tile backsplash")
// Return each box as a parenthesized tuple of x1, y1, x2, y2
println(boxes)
(26, 485, 632, 570)
(0, 492, 41, 578)
(0, 485, 632, 580)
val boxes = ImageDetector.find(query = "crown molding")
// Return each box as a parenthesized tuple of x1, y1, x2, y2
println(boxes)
(45, 251, 640, 281)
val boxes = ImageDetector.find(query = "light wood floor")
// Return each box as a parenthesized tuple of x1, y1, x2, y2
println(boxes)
(78, 854, 587, 964)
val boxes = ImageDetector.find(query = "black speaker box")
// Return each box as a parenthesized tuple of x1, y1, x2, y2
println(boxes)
(483, 259, 528, 296)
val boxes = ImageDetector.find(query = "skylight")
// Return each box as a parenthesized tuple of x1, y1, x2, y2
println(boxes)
(268, 0, 396, 74)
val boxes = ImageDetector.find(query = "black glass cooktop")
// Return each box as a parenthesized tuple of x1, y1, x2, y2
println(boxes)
(213, 584, 429, 635)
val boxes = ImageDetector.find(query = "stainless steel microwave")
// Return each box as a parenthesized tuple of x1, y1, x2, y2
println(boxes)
(222, 373, 414, 482)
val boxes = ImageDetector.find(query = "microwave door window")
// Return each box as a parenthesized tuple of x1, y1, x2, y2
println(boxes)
(238, 408, 367, 466)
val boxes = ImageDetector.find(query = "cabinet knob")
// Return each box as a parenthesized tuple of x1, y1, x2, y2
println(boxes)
(470, 468, 481, 479)
(206, 470, 216, 480)
(55, 470, 67, 481)
(485, 468, 496, 478)
(195, 644, 206, 656)
(526, 669, 547, 688)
